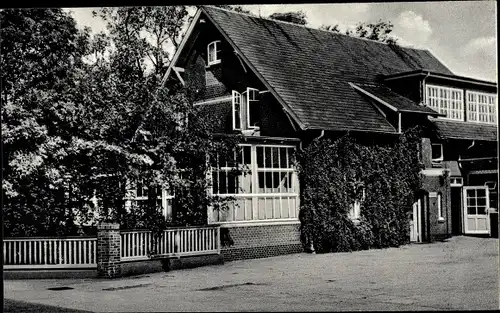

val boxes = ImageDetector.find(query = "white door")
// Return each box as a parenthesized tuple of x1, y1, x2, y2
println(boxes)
(410, 199, 422, 242)
(463, 186, 490, 234)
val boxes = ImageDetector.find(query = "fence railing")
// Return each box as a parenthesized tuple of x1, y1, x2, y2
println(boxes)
(3, 237, 97, 269)
(121, 226, 220, 262)
(4, 225, 221, 269)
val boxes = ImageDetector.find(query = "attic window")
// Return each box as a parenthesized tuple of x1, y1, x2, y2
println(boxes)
(232, 88, 260, 131)
(232, 90, 242, 130)
(245, 87, 260, 129)
(207, 40, 221, 66)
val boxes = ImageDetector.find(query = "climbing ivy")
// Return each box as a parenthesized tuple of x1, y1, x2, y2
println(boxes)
(297, 127, 424, 253)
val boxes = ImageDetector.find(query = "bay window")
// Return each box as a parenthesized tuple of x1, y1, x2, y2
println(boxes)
(426, 85, 464, 121)
(466, 91, 497, 124)
(210, 144, 299, 223)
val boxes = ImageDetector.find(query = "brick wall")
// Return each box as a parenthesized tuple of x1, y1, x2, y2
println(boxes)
(220, 223, 303, 262)
(421, 173, 452, 241)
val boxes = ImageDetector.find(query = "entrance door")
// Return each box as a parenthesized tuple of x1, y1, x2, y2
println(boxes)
(410, 199, 422, 242)
(463, 186, 490, 234)
(451, 187, 462, 235)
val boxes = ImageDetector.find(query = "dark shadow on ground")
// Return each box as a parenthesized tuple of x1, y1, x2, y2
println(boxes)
(3, 299, 94, 313)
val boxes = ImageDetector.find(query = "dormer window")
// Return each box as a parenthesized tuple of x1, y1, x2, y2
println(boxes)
(431, 143, 443, 163)
(466, 91, 497, 124)
(426, 85, 463, 121)
(207, 40, 221, 66)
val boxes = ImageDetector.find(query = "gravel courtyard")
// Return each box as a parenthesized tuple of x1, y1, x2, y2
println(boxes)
(4, 236, 499, 312)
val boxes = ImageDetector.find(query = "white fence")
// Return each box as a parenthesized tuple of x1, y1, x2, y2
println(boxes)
(3, 225, 220, 269)
(3, 237, 97, 269)
(121, 226, 221, 262)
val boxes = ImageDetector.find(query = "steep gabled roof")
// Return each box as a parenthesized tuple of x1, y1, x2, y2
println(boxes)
(200, 6, 454, 134)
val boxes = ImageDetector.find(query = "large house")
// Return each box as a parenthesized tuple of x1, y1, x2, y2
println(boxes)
(160, 6, 498, 261)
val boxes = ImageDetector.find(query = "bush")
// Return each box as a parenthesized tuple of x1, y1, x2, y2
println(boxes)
(298, 127, 423, 253)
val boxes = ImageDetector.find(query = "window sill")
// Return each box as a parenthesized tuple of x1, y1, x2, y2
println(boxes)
(211, 219, 300, 228)
(206, 60, 221, 68)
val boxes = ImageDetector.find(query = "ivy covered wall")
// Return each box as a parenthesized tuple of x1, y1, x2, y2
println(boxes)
(297, 127, 424, 253)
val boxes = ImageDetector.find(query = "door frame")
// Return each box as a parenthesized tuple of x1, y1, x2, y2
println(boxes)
(462, 186, 490, 234)
(410, 198, 423, 242)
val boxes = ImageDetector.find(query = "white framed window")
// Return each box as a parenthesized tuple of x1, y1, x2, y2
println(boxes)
(210, 144, 299, 223)
(426, 85, 464, 121)
(207, 40, 221, 66)
(246, 87, 260, 129)
(211, 145, 252, 195)
(232, 87, 260, 131)
(256, 146, 296, 195)
(466, 91, 497, 124)
(125, 180, 174, 220)
(437, 193, 444, 221)
(431, 143, 443, 163)
(349, 185, 365, 220)
(232, 90, 242, 130)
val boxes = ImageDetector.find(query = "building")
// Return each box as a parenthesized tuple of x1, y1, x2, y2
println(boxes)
(161, 6, 498, 261)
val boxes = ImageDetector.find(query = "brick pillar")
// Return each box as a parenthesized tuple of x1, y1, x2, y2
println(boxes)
(97, 223, 122, 278)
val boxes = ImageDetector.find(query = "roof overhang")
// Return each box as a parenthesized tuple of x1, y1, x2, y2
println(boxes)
(161, 8, 202, 87)
(382, 70, 498, 90)
(349, 82, 444, 117)
(161, 6, 306, 131)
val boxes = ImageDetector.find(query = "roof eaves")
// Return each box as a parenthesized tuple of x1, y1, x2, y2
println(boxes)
(161, 8, 202, 87)
(201, 6, 307, 131)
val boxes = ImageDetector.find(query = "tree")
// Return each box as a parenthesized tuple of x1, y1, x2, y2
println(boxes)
(1, 8, 93, 236)
(269, 11, 308, 25)
(321, 19, 398, 44)
(214, 5, 251, 15)
(2, 6, 239, 239)
(82, 7, 240, 232)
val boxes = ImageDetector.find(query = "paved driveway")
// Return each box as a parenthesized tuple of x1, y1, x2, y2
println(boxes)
(4, 236, 499, 312)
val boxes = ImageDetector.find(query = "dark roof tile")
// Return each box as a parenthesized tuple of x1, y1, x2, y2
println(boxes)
(432, 119, 497, 141)
(203, 6, 454, 133)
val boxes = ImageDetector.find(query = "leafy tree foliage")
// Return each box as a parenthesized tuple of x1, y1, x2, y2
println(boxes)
(1, 8, 93, 236)
(321, 20, 398, 44)
(2, 7, 239, 238)
(269, 11, 308, 25)
(214, 5, 251, 15)
(298, 128, 423, 252)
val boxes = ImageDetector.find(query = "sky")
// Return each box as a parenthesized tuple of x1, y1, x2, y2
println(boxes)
(64, 2, 497, 82)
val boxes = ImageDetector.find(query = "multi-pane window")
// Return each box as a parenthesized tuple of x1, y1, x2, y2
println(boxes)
(246, 88, 260, 129)
(232, 88, 260, 131)
(210, 144, 299, 223)
(125, 180, 173, 220)
(466, 91, 497, 124)
(426, 85, 464, 121)
(256, 146, 296, 194)
(232, 90, 242, 130)
(207, 40, 221, 66)
(211, 146, 252, 195)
